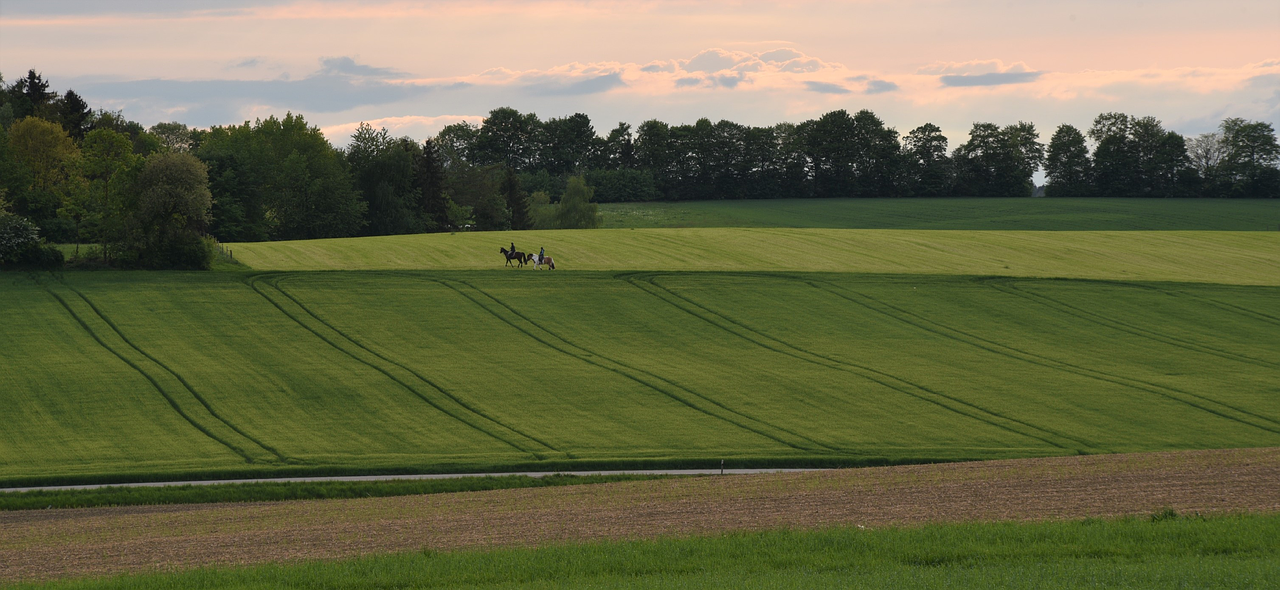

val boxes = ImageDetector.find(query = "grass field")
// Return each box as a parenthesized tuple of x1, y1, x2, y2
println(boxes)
(0, 474, 676, 511)
(12, 513, 1279, 589)
(598, 197, 1280, 230)
(230, 228, 1280, 285)
(3, 269, 1278, 485)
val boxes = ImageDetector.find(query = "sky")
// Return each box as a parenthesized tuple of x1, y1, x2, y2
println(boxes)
(2, 0, 1278, 148)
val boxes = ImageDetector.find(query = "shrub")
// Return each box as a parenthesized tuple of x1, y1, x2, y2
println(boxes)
(0, 211, 40, 264)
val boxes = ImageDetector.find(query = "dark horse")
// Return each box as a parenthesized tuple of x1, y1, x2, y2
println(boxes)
(499, 247, 530, 267)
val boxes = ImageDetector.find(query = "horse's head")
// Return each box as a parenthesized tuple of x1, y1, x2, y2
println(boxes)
(499, 247, 508, 255)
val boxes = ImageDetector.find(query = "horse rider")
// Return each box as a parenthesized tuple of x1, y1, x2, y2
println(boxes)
(539, 246, 545, 263)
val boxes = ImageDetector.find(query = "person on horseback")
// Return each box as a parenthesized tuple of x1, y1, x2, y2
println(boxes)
(539, 246, 545, 261)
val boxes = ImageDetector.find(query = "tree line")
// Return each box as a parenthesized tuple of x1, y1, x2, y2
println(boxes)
(2, 69, 1278, 269)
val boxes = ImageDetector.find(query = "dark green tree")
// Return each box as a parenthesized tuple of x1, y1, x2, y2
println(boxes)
(436, 121, 478, 168)
(474, 107, 540, 170)
(346, 123, 423, 235)
(537, 113, 595, 175)
(56, 90, 92, 140)
(1089, 113, 1192, 197)
(1044, 124, 1092, 198)
(416, 138, 448, 229)
(902, 123, 952, 197)
(554, 176, 600, 229)
(1219, 118, 1280, 198)
(953, 122, 1043, 198)
(149, 121, 193, 153)
(127, 152, 214, 269)
(501, 166, 530, 230)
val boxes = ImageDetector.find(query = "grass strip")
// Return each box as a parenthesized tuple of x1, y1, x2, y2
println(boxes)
(16, 511, 1279, 589)
(0, 474, 676, 511)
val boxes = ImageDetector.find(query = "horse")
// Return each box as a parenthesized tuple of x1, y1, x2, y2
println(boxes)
(532, 254, 555, 270)
(499, 247, 529, 268)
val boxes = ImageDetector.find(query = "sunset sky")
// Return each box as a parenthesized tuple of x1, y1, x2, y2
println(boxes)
(2, 0, 1277, 146)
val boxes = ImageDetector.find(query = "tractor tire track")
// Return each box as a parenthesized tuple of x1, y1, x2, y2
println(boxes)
(37, 277, 278, 465)
(807, 279, 1280, 436)
(421, 276, 832, 453)
(265, 274, 563, 457)
(624, 273, 1076, 451)
(986, 278, 1280, 371)
(243, 274, 555, 459)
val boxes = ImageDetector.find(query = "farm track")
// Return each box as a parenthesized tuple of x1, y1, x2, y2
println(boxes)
(242, 273, 557, 459)
(3, 447, 1276, 583)
(35, 277, 283, 465)
(621, 273, 1077, 451)
(419, 275, 832, 453)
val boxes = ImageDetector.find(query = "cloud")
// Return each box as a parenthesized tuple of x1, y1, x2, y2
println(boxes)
(683, 49, 751, 73)
(640, 61, 676, 73)
(940, 71, 1042, 87)
(231, 58, 261, 69)
(918, 59, 1032, 76)
(918, 60, 1042, 87)
(675, 77, 704, 88)
(523, 72, 626, 96)
(758, 48, 804, 63)
(804, 81, 851, 95)
(865, 79, 899, 94)
(319, 56, 405, 78)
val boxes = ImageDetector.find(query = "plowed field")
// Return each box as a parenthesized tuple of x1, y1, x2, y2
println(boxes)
(3, 448, 1276, 583)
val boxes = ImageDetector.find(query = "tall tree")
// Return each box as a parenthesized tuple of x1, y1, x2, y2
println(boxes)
(347, 123, 423, 235)
(71, 128, 138, 254)
(128, 152, 214, 269)
(56, 90, 92, 140)
(953, 122, 1043, 198)
(1219, 118, 1280, 198)
(436, 121, 478, 168)
(537, 113, 595, 175)
(416, 138, 448, 230)
(6, 116, 83, 238)
(149, 121, 193, 152)
(1044, 124, 1092, 198)
(501, 166, 530, 230)
(1089, 112, 1193, 197)
(554, 176, 600, 229)
(635, 119, 676, 196)
(474, 107, 541, 170)
(902, 123, 952, 197)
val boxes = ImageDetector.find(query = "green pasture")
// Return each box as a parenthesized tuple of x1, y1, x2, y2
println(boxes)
(18, 513, 1279, 589)
(599, 197, 1280, 230)
(2, 270, 1278, 485)
(231, 228, 1280, 285)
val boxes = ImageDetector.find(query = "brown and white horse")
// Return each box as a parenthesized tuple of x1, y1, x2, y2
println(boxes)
(531, 254, 555, 270)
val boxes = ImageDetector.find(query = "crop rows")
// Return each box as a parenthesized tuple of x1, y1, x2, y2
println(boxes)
(2, 270, 1277, 485)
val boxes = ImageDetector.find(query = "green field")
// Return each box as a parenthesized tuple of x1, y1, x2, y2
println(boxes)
(598, 198, 1280, 230)
(231, 228, 1280, 285)
(16, 513, 1278, 589)
(3, 268, 1278, 485)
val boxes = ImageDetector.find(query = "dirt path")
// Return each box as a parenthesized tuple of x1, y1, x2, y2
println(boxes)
(3, 447, 1278, 583)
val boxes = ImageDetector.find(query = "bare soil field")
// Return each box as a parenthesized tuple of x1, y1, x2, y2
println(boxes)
(3, 447, 1277, 583)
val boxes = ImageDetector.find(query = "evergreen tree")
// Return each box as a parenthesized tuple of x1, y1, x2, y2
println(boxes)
(416, 138, 448, 229)
(501, 166, 530, 230)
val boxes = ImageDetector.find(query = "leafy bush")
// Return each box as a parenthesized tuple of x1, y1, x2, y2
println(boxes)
(0, 211, 39, 263)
